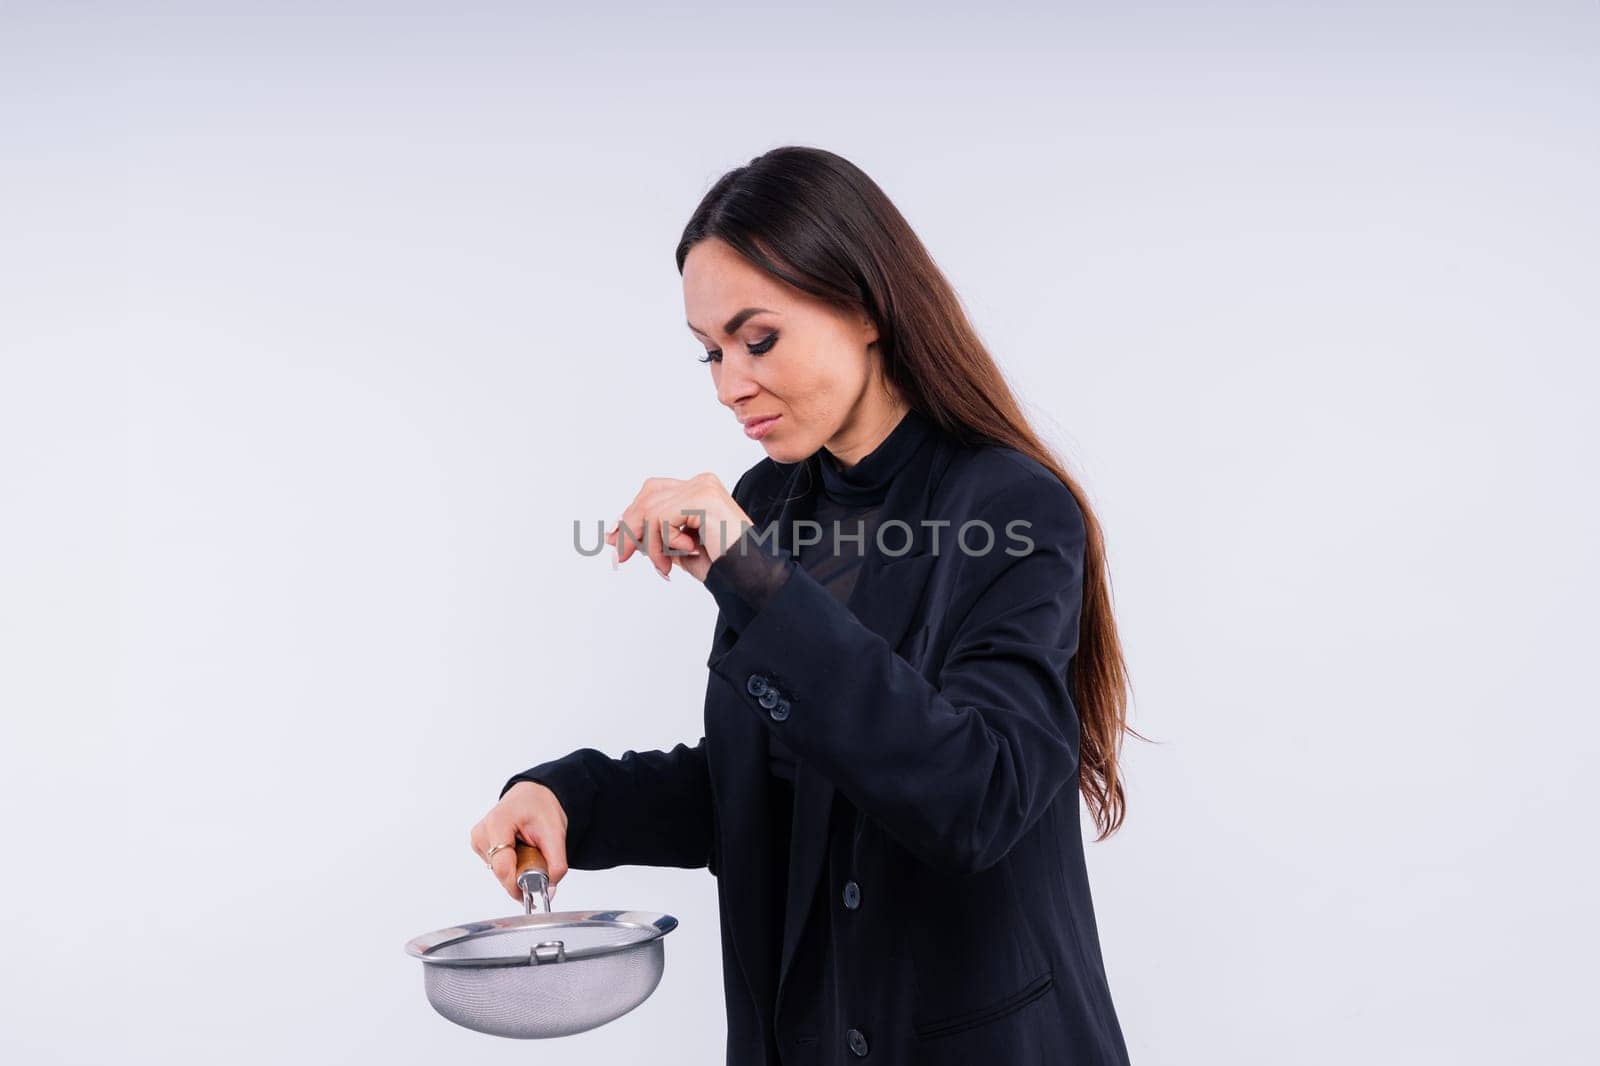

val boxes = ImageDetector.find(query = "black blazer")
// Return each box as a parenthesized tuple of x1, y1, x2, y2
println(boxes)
(504, 424, 1131, 1065)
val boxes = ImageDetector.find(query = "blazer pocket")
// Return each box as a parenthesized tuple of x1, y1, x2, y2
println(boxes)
(912, 969, 1054, 1042)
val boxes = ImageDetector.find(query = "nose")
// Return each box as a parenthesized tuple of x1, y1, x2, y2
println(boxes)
(715, 352, 760, 409)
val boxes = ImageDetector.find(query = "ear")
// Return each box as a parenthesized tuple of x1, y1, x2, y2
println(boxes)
(860, 313, 880, 349)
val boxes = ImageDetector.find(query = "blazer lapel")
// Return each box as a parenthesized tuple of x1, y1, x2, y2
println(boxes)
(772, 430, 952, 1021)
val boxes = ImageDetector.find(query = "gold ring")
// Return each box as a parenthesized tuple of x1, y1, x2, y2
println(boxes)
(485, 841, 513, 864)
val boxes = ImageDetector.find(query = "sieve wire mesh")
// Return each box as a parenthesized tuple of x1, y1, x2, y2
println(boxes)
(414, 918, 669, 1038)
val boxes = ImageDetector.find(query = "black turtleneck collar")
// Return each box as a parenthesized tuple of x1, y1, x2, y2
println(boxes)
(816, 407, 935, 506)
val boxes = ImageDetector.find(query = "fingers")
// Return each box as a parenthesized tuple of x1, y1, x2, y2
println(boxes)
(608, 477, 738, 579)
(474, 783, 572, 906)
(521, 812, 570, 898)
(622, 477, 670, 567)
(613, 514, 645, 566)
(645, 516, 673, 578)
(489, 833, 521, 901)
(495, 824, 569, 907)
(668, 529, 703, 572)
(612, 479, 681, 574)
(604, 518, 695, 551)
(475, 808, 521, 901)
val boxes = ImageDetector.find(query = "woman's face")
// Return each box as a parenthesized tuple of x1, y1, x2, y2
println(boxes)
(683, 237, 889, 465)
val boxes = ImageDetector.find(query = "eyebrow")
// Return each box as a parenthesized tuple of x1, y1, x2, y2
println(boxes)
(686, 306, 778, 338)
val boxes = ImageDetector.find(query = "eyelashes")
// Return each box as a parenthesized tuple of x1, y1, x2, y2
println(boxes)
(699, 331, 778, 364)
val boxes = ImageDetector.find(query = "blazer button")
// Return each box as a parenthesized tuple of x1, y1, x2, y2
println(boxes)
(842, 880, 860, 910)
(746, 674, 769, 697)
(758, 688, 780, 710)
(846, 1027, 869, 1057)
(770, 697, 791, 722)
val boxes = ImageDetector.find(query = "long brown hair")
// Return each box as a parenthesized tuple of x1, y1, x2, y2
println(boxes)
(676, 146, 1146, 841)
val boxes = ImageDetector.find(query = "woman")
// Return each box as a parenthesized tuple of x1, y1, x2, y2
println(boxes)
(469, 146, 1137, 1065)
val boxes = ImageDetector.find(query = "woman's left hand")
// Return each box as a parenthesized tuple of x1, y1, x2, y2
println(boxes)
(603, 473, 753, 583)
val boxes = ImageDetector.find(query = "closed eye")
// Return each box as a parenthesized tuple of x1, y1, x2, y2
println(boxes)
(699, 331, 779, 364)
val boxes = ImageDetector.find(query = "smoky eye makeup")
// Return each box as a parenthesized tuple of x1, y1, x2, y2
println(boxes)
(698, 330, 779, 364)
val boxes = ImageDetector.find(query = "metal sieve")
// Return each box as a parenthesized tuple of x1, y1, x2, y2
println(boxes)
(404, 842, 679, 1038)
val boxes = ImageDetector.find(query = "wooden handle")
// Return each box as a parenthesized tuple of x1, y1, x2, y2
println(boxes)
(516, 841, 548, 880)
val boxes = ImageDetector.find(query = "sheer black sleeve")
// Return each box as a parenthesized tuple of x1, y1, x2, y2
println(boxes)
(702, 522, 796, 633)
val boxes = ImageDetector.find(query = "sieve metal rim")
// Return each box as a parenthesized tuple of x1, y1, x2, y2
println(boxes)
(404, 910, 678, 969)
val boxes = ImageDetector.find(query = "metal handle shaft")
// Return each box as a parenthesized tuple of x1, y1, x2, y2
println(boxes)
(515, 841, 553, 915)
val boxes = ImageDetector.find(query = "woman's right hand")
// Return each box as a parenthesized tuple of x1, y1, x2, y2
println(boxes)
(470, 780, 571, 905)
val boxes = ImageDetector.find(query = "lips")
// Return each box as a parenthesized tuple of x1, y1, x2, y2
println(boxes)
(742, 413, 780, 440)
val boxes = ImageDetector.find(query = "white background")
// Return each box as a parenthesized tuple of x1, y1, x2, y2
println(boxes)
(2, 3, 1596, 1063)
